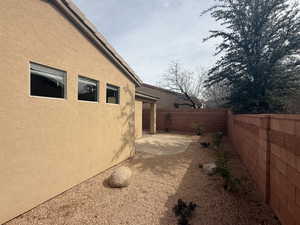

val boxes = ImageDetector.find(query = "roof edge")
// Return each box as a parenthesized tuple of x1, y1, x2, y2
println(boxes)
(141, 83, 205, 103)
(51, 0, 143, 86)
(135, 90, 160, 102)
(142, 83, 184, 96)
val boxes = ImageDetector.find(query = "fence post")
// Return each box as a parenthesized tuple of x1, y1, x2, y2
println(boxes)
(265, 115, 271, 204)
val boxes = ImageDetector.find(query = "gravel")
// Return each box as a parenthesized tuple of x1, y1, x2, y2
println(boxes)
(5, 135, 280, 225)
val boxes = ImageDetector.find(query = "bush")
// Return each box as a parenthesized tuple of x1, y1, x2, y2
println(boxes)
(173, 199, 198, 225)
(192, 123, 205, 136)
(200, 142, 210, 148)
(215, 151, 229, 177)
(215, 151, 241, 192)
(224, 177, 241, 193)
(212, 131, 223, 148)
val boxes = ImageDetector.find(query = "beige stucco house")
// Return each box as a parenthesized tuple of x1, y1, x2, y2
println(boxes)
(0, 0, 157, 223)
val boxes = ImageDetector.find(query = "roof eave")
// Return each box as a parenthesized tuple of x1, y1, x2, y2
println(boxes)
(51, 0, 143, 87)
(135, 91, 160, 102)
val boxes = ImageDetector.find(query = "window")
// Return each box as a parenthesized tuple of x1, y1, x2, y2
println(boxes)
(106, 84, 119, 104)
(30, 62, 66, 98)
(78, 76, 99, 102)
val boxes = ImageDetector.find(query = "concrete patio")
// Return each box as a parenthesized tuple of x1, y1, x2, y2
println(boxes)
(135, 133, 193, 156)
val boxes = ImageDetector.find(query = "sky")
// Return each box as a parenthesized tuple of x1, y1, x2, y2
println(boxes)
(73, 0, 222, 85)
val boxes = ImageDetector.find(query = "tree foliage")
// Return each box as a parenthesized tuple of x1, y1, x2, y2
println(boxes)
(204, 0, 300, 113)
(203, 80, 229, 108)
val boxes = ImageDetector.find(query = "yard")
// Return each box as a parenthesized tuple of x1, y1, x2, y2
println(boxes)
(6, 133, 279, 225)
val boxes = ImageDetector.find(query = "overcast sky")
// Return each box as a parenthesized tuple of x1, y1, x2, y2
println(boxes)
(73, 0, 221, 85)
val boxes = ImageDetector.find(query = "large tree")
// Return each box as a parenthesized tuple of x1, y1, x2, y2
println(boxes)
(203, 80, 229, 108)
(204, 0, 300, 113)
(161, 61, 203, 109)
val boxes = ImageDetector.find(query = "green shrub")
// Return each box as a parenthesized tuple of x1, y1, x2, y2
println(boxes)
(224, 177, 241, 193)
(215, 151, 241, 193)
(212, 131, 223, 148)
(173, 199, 198, 225)
(192, 123, 205, 136)
(215, 151, 229, 178)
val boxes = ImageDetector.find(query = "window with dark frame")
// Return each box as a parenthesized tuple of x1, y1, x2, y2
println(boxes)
(30, 62, 66, 99)
(106, 84, 120, 104)
(78, 76, 99, 102)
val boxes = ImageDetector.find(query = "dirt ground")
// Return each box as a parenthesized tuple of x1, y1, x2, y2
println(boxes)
(5, 134, 280, 225)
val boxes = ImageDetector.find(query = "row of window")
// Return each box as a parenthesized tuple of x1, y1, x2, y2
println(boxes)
(30, 62, 120, 104)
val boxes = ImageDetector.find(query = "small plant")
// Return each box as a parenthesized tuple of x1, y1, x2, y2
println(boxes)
(212, 131, 223, 148)
(173, 199, 198, 225)
(215, 151, 241, 192)
(224, 177, 241, 192)
(192, 123, 205, 136)
(215, 151, 229, 176)
(200, 142, 210, 148)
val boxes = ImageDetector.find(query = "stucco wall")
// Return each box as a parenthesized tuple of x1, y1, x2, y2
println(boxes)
(135, 100, 143, 139)
(0, 0, 136, 223)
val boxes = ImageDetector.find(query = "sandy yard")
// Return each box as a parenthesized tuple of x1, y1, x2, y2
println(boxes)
(5, 133, 280, 225)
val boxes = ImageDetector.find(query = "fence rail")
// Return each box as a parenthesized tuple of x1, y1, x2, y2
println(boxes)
(228, 112, 300, 225)
(143, 107, 300, 225)
(142, 108, 228, 133)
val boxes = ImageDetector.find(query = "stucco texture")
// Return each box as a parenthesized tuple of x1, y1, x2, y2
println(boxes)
(0, 0, 136, 223)
(135, 100, 143, 139)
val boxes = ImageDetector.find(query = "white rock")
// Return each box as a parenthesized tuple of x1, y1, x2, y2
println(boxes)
(202, 163, 217, 175)
(108, 166, 132, 188)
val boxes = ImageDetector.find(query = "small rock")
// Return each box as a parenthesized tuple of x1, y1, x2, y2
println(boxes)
(108, 166, 132, 188)
(202, 163, 217, 175)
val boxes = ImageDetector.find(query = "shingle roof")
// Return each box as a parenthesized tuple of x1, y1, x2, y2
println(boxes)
(139, 83, 204, 104)
(135, 90, 160, 102)
(51, 0, 143, 86)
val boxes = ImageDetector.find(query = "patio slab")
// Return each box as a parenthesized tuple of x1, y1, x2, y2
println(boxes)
(135, 133, 194, 155)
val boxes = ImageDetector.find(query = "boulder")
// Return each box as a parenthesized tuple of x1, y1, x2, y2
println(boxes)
(202, 163, 217, 175)
(108, 166, 132, 188)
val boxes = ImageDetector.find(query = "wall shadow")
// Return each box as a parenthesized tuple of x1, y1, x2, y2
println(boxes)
(111, 84, 135, 162)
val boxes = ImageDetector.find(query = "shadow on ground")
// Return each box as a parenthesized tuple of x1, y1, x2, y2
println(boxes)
(156, 137, 280, 225)
(5, 135, 280, 225)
